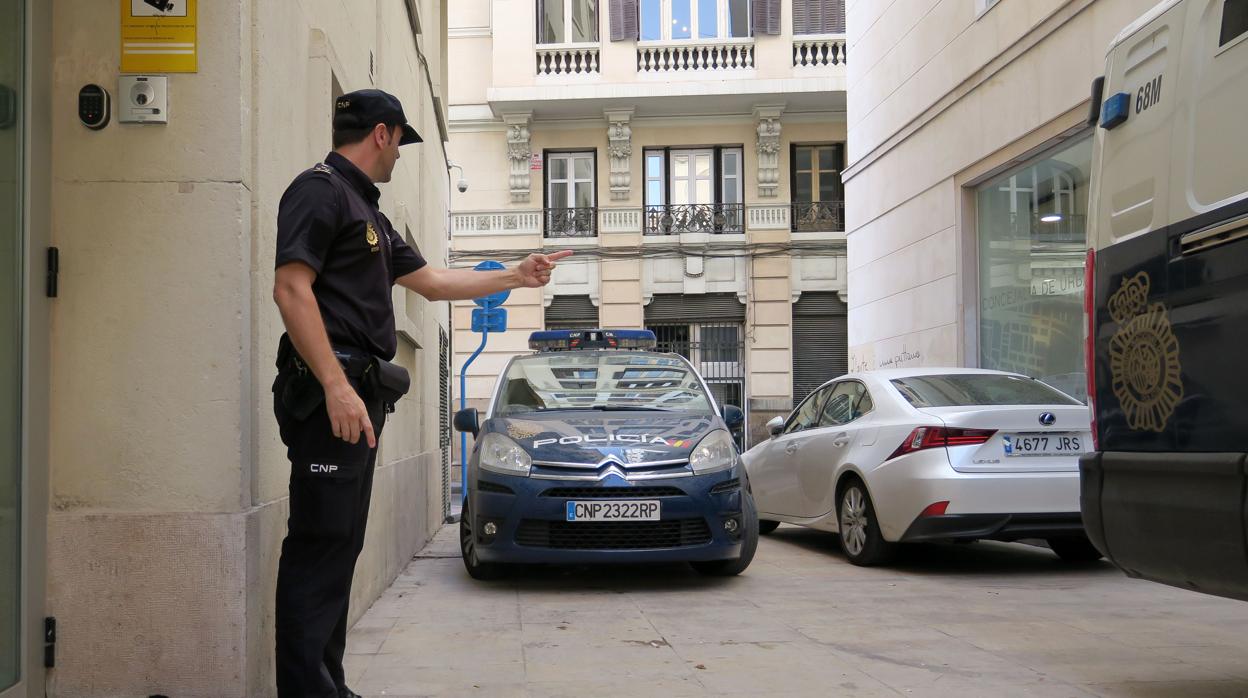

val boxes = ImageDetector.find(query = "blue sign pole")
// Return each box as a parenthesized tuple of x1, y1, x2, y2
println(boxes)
(459, 260, 510, 502)
(460, 325, 488, 501)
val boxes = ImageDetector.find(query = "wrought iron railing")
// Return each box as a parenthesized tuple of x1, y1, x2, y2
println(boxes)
(544, 207, 599, 238)
(791, 201, 845, 233)
(644, 203, 745, 235)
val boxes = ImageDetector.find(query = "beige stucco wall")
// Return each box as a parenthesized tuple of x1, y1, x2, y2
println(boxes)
(842, 0, 1157, 371)
(45, 1, 451, 695)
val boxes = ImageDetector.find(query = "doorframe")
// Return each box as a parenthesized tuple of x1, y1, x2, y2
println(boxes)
(1, 0, 52, 695)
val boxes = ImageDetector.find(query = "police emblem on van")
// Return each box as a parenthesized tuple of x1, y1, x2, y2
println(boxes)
(365, 222, 380, 251)
(1107, 272, 1183, 432)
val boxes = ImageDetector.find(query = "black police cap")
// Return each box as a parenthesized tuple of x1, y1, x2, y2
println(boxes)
(333, 89, 423, 145)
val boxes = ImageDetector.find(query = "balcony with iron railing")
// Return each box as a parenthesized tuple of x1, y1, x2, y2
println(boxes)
(644, 203, 745, 235)
(790, 201, 845, 233)
(543, 207, 599, 238)
(450, 201, 846, 239)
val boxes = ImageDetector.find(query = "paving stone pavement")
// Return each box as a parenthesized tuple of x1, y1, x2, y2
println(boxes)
(344, 524, 1248, 697)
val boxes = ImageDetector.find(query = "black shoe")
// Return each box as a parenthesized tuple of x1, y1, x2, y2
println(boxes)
(338, 688, 361, 698)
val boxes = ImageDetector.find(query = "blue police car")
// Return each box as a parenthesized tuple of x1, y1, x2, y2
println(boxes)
(453, 329, 758, 579)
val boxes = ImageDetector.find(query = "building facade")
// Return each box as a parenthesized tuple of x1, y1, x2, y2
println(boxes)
(448, 0, 850, 446)
(5, 1, 453, 695)
(842, 0, 1158, 400)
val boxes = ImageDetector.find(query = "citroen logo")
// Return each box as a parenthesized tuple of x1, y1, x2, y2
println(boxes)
(1039, 412, 1056, 426)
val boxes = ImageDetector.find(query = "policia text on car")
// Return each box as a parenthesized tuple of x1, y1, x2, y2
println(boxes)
(270, 88, 572, 698)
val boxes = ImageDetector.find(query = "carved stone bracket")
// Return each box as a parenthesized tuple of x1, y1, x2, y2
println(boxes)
(503, 112, 533, 204)
(754, 105, 784, 198)
(605, 109, 634, 202)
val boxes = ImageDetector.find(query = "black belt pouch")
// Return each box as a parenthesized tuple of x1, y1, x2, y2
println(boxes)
(370, 358, 411, 411)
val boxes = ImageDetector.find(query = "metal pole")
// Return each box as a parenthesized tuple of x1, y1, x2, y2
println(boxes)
(459, 325, 489, 501)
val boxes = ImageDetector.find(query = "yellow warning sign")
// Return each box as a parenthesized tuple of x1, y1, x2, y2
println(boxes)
(121, 0, 197, 73)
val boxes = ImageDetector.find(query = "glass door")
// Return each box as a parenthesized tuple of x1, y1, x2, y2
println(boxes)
(0, 0, 23, 691)
(545, 152, 595, 237)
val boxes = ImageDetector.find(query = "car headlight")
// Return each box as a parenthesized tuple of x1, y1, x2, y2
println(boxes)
(689, 430, 737, 475)
(478, 432, 532, 476)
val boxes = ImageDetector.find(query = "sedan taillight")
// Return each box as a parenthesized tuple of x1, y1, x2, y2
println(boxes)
(887, 426, 997, 461)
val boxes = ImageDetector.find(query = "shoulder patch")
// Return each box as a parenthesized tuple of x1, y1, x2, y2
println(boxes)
(312, 162, 333, 175)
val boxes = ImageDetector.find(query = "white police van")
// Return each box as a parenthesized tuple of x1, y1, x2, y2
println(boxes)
(1081, 0, 1248, 600)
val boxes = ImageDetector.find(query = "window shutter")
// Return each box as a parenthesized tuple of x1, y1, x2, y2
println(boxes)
(793, 0, 809, 34)
(609, 0, 639, 41)
(546, 295, 600, 329)
(794, 0, 845, 34)
(827, 0, 846, 33)
(791, 292, 848, 405)
(751, 0, 781, 35)
(645, 294, 747, 322)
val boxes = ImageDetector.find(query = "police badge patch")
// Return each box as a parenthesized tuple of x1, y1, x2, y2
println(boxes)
(1107, 272, 1183, 432)
(365, 222, 380, 251)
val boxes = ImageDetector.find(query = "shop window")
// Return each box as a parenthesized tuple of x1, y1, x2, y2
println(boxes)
(976, 136, 1092, 402)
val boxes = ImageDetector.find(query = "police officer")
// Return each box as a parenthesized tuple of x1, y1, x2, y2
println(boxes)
(271, 88, 571, 697)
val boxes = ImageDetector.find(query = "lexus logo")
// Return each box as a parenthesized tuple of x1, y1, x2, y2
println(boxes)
(1039, 412, 1056, 426)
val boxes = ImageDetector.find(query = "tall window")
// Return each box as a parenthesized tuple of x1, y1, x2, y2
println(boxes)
(643, 147, 745, 234)
(539, 0, 599, 43)
(640, 0, 750, 41)
(545, 152, 596, 237)
(792, 144, 844, 232)
(793, 0, 845, 34)
(977, 136, 1092, 402)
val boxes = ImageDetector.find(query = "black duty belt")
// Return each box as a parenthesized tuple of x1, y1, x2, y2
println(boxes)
(285, 349, 372, 379)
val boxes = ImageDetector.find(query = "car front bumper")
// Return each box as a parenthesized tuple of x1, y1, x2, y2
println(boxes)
(469, 469, 747, 564)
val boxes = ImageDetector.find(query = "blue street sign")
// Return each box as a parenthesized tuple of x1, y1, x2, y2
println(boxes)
(471, 307, 508, 333)
(472, 260, 510, 309)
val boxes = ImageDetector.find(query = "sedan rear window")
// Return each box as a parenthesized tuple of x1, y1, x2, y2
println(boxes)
(890, 374, 1082, 408)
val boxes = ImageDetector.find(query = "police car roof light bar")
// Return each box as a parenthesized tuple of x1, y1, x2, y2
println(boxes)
(528, 329, 657, 352)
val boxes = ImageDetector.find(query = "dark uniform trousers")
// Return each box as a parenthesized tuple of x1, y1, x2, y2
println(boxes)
(273, 368, 386, 697)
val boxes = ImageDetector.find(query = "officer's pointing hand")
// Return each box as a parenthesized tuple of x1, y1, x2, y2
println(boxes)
(517, 250, 573, 288)
(326, 380, 377, 449)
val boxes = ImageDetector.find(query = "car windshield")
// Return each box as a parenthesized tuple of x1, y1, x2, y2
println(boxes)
(891, 374, 1082, 407)
(495, 351, 714, 415)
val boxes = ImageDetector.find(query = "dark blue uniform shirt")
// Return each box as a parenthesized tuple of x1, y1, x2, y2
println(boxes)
(275, 151, 426, 360)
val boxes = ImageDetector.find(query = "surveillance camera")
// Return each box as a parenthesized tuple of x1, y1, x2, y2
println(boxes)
(457, 179, 469, 193)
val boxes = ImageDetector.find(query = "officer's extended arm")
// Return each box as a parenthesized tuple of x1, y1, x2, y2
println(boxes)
(273, 262, 377, 449)
(397, 250, 574, 301)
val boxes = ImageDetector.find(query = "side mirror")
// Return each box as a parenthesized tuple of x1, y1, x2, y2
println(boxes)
(722, 404, 745, 432)
(767, 415, 785, 437)
(453, 408, 480, 437)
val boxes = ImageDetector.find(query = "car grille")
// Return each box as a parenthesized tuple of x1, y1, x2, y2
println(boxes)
(540, 486, 685, 499)
(477, 481, 514, 495)
(515, 518, 712, 550)
(709, 478, 740, 494)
